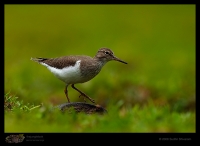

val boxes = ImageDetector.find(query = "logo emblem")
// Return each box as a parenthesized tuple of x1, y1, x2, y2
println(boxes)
(5, 134, 25, 143)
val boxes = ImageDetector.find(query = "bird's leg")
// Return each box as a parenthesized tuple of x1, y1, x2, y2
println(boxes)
(71, 84, 95, 103)
(64, 85, 70, 103)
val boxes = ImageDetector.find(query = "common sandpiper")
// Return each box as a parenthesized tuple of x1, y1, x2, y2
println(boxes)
(31, 48, 127, 104)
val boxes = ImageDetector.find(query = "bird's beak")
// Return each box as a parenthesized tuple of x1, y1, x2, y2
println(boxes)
(113, 56, 127, 64)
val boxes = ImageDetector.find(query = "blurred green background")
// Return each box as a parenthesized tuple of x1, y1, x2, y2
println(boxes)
(5, 4, 195, 132)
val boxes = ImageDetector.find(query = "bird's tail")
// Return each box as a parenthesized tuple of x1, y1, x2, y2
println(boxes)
(30, 57, 48, 63)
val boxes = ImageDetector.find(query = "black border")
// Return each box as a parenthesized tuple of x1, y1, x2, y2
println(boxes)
(4, 133, 197, 143)
(4, 3, 197, 144)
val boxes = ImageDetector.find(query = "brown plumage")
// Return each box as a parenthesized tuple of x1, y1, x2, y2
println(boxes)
(31, 48, 127, 104)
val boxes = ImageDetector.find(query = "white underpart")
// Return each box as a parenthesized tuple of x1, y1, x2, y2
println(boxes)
(41, 60, 83, 84)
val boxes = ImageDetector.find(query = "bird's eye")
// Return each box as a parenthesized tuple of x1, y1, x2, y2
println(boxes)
(105, 51, 109, 55)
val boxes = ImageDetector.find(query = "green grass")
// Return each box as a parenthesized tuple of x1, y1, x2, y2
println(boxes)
(5, 4, 195, 132)
(4, 92, 42, 112)
(4, 93, 195, 132)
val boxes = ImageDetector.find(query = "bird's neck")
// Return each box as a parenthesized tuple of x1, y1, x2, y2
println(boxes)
(93, 57, 108, 68)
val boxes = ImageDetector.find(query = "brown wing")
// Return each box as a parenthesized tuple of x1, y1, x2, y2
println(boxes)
(37, 55, 92, 69)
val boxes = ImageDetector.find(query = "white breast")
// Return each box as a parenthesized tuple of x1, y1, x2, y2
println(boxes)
(41, 60, 83, 84)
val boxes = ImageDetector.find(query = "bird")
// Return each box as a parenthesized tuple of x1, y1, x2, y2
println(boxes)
(31, 48, 127, 104)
